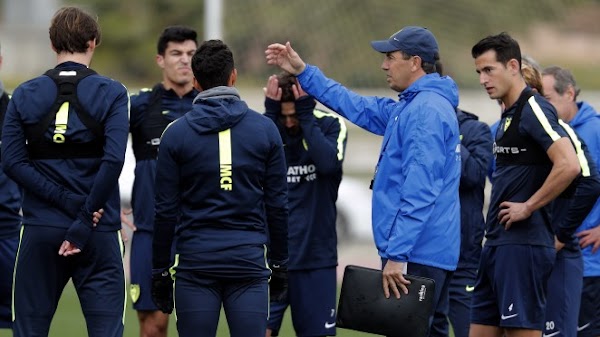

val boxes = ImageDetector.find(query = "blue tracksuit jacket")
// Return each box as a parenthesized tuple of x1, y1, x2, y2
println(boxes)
(297, 65, 461, 271)
(152, 86, 288, 278)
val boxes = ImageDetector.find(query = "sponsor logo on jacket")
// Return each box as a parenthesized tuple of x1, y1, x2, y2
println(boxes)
(287, 164, 317, 183)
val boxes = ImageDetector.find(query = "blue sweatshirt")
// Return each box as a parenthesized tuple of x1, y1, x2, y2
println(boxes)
(264, 96, 347, 270)
(570, 102, 600, 277)
(456, 109, 492, 270)
(297, 65, 461, 271)
(153, 86, 288, 279)
(1, 62, 129, 249)
(129, 84, 198, 232)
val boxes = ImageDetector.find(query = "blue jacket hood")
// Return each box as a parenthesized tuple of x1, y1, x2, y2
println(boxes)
(399, 73, 459, 109)
(186, 86, 247, 134)
(572, 101, 600, 129)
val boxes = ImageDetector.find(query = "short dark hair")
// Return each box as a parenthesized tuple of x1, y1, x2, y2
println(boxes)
(471, 32, 521, 69)
(542, 66, 581, 100)
(157, 25, 198, 55)
(276, 72, 296, 102)
(435, 60, 444, 76)
(399, 50, 439, 74)
(192, 40, 234, 90)
(49, 6, 101, 54)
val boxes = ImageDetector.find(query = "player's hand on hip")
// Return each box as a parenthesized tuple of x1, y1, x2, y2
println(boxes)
(382, 260, 410, 299)
(498, 201, 532, 230)
(577, 226, 600, 253)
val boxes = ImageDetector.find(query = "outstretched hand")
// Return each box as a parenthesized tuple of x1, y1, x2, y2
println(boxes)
(265, 42, 306, 75)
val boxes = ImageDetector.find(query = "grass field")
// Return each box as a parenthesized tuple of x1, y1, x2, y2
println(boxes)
(36, 281, 380, 337)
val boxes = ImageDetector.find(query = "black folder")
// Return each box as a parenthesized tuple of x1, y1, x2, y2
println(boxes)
(336, 265, 436, 337)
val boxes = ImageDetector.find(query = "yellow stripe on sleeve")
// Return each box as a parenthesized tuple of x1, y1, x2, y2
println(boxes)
(559, 120, 590, 177)
(314, 110, 348, 161)
(528, 96, 561, 142)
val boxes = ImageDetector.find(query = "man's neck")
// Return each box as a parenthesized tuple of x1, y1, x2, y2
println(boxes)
(562, 103, 579, 123)
(502, 80, 527, 109)
(56, 52, 92, 67)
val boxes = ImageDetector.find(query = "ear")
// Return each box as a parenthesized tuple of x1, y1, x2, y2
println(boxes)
(411, 56, 422, 72)
(508, 58, 520, 74)
(156, 54, 165, 69)
(193, 77, 202, 91)
(87, 38, 97, 53)
(565, 85, 576, 101)
(228, 68, 237, 86)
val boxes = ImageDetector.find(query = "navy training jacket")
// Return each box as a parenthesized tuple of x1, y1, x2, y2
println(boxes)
(265, 96, 347, 270)
(153, 86, 288, 279)
(128, 84, 198, 232)
(1, 62, 129, 244)
(456, 109, 492, 269)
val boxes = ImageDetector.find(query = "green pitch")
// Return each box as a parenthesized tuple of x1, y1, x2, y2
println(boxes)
(44, 282, 383, 337)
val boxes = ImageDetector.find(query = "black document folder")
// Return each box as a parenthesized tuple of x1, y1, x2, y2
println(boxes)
(336, 265, 436, 337)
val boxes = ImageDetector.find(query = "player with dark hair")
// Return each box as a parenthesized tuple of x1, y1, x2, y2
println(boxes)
(263, 72, 347, 337)
(151, 39, 288, 337)
(1, 6, 129, 337)
(125, 25, 198, 337)
(470, 32, 580, 337)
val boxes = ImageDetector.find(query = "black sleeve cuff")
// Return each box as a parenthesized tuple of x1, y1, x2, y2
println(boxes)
(64, 210, 95, 250)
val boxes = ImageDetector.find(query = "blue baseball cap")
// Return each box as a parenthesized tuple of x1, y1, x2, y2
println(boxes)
(370, 26, 439, 63)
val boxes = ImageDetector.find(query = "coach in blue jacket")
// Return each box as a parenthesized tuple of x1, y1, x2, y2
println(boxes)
(266, 26, 461, 337)
(152, 40, 288, 337)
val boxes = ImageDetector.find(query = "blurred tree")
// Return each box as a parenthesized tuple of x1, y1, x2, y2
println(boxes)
(61, 0, 598, 89)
